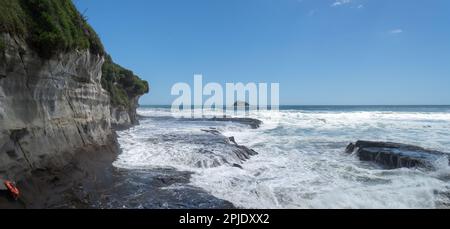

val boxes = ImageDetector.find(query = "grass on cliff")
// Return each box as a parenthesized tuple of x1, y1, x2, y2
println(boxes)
(0, 0, 104, 58)
(0, 0, 148, 107)
(102, 55, 149, 108)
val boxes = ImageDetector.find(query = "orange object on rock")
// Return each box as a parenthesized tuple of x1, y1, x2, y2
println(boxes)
(3, 180, 20, 200)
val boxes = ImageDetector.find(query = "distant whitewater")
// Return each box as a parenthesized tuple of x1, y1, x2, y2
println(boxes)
(114, 106, 450, 209)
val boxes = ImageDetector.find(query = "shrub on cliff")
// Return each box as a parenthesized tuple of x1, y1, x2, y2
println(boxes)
(0, 0, 148, 107)
(0, 0, 104, 58)
(102, 55, 149, 108)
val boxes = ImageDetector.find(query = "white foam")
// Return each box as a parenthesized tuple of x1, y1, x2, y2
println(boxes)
(115, 107, 450, 208)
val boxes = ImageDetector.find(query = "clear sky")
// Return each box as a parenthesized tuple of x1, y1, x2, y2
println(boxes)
(74, 0, 450, 105)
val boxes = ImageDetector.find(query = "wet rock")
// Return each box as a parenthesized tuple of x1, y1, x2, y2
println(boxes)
(141, 116, 263, 129)
(201, 128, 221, 136)
(346, 141, 449, 169)
(185, 117, 262, 129)
(210, 117, 262, 129)
(229, 136, 237, 145)
(232, 164, 243, 169)
(189, 130, 258, 168)
(88, 168, 235, 209)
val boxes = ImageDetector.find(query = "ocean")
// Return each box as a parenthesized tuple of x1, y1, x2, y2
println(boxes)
(114, 105, 450, 209)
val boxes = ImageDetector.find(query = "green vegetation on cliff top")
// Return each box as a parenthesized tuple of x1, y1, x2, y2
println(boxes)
(0, 0, 149, 107)
(102, 55, 149, 108)
(0, 0, 104, 58)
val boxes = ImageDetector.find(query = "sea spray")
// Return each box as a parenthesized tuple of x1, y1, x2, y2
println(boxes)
(115, 106, 450, 209)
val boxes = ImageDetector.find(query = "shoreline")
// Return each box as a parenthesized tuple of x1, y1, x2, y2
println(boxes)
(2, 110, 449, 209)
(0, 134, 119, 209)
(1, 128, 236, 209)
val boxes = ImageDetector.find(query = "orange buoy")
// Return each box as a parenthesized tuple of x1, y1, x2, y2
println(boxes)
(3, 180, 20, 200)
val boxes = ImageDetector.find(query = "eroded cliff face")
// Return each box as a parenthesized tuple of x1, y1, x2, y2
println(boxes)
(110, 95, 140, 129)
(0, 34, 137, 180)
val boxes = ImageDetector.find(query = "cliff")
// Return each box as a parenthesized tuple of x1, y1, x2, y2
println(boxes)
(0, 0, 148, 183)
(102, 55, 149, 128)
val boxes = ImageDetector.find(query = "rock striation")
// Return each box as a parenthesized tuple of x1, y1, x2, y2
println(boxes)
(0, 33, 145, 182)
(0, 0, 144, 208)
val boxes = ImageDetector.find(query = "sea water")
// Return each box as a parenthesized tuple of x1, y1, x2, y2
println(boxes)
(114, 106, 450, 209)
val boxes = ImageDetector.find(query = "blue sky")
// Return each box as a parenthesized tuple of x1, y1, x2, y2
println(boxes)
(74, 0, 450, 105)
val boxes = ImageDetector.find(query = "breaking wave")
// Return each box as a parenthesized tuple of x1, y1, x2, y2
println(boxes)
(114, 106, 450, 209)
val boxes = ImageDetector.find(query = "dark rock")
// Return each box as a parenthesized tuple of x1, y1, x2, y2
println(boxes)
(1, 138, 236, 209)
(201, 129, 222, 136)
(346, 140, 449, 169)
(234, 101, 250, 107)
(9, 129, 28, 142)
(232, 164, 243, 169)
(144, 116, 263, 129)
(154, 129, 257, 169)
(194, 130, 258, 168)
(209, 117, 262, 129)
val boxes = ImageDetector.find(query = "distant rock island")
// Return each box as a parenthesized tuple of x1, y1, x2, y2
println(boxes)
(233, 101, 250, 107)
